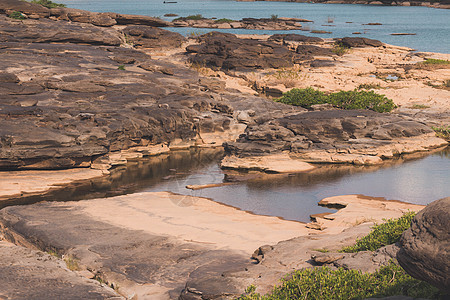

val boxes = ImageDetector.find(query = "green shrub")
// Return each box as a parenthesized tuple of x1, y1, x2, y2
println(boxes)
(8, 11, 26, 19)
(118, 65, 125, 70)
(432, 126, 450, 140)
(271, 14, 278, 21)
(340, 212, 416, 253)
(276, 88, 397, 113)
(276, 87, 327, 108)
(239, 262, 442, 300)
(357, 83, 381, 90)
(328, 90, 397, 113)
(31, 0, 66, 8)
(422, 58, 450, 65)
(215, 18, 234, 24)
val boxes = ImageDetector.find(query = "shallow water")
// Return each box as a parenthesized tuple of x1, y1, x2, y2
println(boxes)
(8, 148, 448, 222)
(142, 148, 450, 222)
(59, 0, 450, 53)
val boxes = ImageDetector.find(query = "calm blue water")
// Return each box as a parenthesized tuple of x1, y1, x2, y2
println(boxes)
(59, 0, 449, 53)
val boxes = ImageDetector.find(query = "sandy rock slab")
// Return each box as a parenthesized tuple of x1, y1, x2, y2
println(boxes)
(0, 192, 308, 299)
(0, 241, 121, 299)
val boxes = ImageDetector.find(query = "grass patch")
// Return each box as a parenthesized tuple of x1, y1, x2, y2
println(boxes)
(271, 14, 278, 21)
(312, 248, 329, 253)
(118, 65, 126, 70)
(64, 255, 80, 271)
(239, 262, 443, 300)
(410, 104, 430, 109)
(215, 18, 234, 24)
(8, 11, 26, 19)
(432, 126, 450, 140)
(422, 58, 450, 65)
(340, 212, 416, 253)
(276, 88, 397, 113)
(332, 42, 349, 56)
(358, 83, 382, 90)
(30, 0, 66, 8)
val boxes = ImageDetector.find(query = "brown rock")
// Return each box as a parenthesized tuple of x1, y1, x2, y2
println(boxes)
(122, 25, 186, 48)
(397, 198, 450, 293)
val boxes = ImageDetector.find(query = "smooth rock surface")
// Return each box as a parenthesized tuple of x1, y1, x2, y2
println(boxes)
(397, 197, 450, 293)
(0, 241, 122, 299)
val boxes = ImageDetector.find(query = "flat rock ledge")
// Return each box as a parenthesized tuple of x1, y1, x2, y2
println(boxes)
(0, 193, 425, 299)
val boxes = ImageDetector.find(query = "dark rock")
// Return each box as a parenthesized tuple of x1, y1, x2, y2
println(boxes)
(397, 198, 450, 293)
(0, 15, 121, 46)
(269, 33, 323, 43)
(114, 14, 170, 27)
(311, 252, 345, 265)
(224, 110, 435, 157)
(336, 37, 383, 48)
(0, 0, 50, 18)
(188, 31, 295, 70)
(296, 45, 334, 56)
(122, 25, 186, 48)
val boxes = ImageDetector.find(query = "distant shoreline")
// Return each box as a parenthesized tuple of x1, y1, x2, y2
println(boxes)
(236, 0, 450, 10)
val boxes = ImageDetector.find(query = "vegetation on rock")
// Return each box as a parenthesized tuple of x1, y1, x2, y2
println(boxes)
(239, 262, 442, 300)
(422, 58, 450, 65)
(432, 126, 450, 140)
(215, 18, 235, 23)
(30, 0, 66, 8)
(276, 88, 397, 113)
(332, 42, 350, 56)
(8, 11, 26, 19)
(341, 212, 416, 253)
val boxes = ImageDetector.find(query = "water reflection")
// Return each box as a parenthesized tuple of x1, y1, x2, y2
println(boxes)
(3, 147, 449, 222)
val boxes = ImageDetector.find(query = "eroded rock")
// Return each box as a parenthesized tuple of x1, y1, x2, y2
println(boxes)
(397, 198, 450, 293)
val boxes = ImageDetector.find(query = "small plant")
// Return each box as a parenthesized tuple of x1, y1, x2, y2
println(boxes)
(432, 126, 450, 140)
(186, 14, 204, 20)
(276, 88, 397, 113)
(215, 18, 234, 24)
(312, 248, 329, 253)
(422, 58, 450, 65)
(271, 67, 303, 88)
(270, 14, 278, 21)
(332, 42, 350, 56)
(64, 255, 80, 271)
(30, 0, 66, 8)
(118, 65, 126, 70)
(444, 79, 450, 87)
(8, 11, 26, 20)
(410, 104, 430, 109)
(239, 262, 443, 300)
(340, 211, 416, 253)
(358, 83, 381, 90)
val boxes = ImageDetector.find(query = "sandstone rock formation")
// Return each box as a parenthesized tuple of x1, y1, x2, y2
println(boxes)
(397, 197, 450, 293)
(223, 110, 447, 170)
(187, 32, 297, 70)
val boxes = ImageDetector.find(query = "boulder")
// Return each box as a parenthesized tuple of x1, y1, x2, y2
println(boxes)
(397, 198, 450, 293)
(188, 31, 295, 70)
(336, 37, 383, 48)
(122, 25, 186, 48)
(0, 0, 50, 18)
(269, 33, 323, 43)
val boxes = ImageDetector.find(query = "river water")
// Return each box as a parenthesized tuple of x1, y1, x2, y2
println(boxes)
(58, 0, 449, 53)
(21, 148, 448, 223)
